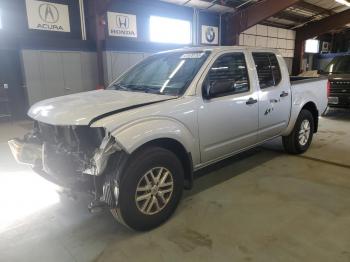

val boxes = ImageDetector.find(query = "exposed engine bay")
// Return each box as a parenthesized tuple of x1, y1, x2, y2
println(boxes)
(8, 121, 122, 211)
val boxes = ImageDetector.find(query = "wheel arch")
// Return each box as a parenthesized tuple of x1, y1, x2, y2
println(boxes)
(282, 100, 319, 136)
(301, 101, 319, 133)
(129, 138, 194, 189)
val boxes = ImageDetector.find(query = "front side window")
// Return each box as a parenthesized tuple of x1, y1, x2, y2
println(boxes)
(205, 53, 249, 96)
(252, 53, 282, 89)
(109, 51, 210, 96)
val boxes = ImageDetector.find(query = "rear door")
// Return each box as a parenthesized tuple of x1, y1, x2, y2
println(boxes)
(198, 52, 259, 163)
(252, 52, 291, 141)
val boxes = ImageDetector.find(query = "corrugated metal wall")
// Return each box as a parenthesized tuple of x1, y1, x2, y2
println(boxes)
(22, 50, 98, 106)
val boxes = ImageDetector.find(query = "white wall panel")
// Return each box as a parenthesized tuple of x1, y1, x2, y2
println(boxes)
(239, 34, 244, 45)
(267, 37, 278, 48)
(286, 39, 295, 50)
(256, 36, 267, 47)
(267, 26, 278, 38)
(277, 38, 287, 49)
(256, 24, 268, 36)
(277, 28, 287, 39)
(286, 30, 296, 40)
(244, 34, 256, 46)
(244, 25, 257, 35)
(234, 24, 295, 59)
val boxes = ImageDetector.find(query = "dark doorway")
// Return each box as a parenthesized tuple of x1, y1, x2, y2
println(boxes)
(0, 49, 27, 120)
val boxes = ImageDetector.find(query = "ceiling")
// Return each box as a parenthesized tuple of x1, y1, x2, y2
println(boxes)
(160, 0, 350, 29)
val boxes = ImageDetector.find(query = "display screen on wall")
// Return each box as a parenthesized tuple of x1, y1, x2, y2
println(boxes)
(201, 25, 219, 45)
(305, 39, 319, 53)
(150, 16, 191, 44)
(25, 0, 71, 32)
(107, 12, 137, 38)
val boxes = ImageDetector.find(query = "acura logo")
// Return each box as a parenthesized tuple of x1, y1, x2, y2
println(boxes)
(205, 27, 215, 43)
(116, 15, 129, 29)
(39, 3, 59, 23)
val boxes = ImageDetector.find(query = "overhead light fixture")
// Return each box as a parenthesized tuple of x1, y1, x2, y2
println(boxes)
(335, 0, 350, 7)
(305, 39, 320, 53)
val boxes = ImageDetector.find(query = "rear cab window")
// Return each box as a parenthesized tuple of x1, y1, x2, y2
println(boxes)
(252, 52, 282, 89)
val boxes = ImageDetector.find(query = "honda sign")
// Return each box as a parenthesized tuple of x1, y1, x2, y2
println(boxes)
(107, 12, 137, 38)
(26, 0, 70, 32)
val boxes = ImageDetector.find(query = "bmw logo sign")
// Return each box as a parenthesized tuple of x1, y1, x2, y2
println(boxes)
(205, 27, 216, 43)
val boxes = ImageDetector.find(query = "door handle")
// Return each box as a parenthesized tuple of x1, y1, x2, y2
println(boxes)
(246, 98, 258, 105)
(64, 87, 71, 90)
(280, 91, 289, 97)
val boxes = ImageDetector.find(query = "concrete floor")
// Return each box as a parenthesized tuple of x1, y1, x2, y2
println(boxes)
(0, 108, 349, 262)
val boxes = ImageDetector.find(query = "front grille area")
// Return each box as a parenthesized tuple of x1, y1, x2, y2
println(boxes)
(36, 121, 105, 154)
(33, 122, 106, 189)
(330, 81, 350, 94)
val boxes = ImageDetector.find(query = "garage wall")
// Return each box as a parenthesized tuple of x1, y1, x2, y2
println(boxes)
(102, 1, 222, 85)
(238, 24, 296, 73)
(22, 50, 98, 106)
(238, 24, 296, 58)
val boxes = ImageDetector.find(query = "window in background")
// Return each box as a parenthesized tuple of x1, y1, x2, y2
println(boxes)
(150, 16, 191, 44)
(305, 39, 320, 53)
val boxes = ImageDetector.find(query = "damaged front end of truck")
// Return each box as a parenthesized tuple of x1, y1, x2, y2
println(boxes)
(8, 121, 123, 212)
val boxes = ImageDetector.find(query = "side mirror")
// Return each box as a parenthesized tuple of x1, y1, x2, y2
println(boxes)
(203, 80, 234, 99)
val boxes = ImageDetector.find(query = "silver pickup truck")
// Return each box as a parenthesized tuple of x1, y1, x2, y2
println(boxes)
(9, 46, 328, 231)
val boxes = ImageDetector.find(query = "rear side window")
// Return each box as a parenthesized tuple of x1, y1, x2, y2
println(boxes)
(252, 53, 281, 89)
(206, 53, 249, 95)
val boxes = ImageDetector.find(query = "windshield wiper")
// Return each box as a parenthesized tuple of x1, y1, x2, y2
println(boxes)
(113, 83, 177, 96)
(113, 83, 133, 91)
(123, 85, 164, 94)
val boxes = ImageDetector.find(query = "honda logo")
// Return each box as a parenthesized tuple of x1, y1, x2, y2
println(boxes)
(116, 15, 129, 29)
(39, 3, 59, 23)
(107, 12, 137, 38)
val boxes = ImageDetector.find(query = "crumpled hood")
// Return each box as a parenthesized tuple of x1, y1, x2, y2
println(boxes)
(28, 90, 174, 126)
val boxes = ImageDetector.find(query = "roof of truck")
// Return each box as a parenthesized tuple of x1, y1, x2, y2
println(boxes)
(157, 45, 280, 55)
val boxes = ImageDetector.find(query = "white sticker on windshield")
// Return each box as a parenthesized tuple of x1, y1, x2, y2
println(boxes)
(180, 53, 205, 59)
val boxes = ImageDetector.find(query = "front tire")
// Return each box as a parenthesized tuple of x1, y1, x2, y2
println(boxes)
(282, 109, 315, 154)
(111, 146, 184, 231)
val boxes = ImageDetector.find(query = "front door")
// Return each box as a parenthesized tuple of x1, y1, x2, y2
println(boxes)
(198, 52, 259, 163)
(252, 52, 292, 141)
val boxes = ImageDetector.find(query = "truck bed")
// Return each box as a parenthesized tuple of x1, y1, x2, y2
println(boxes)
(290, 76, 328, 115)
(290, 76, 324, 84)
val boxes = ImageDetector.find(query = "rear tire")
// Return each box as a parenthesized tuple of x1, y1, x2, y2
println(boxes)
(111, 146, 184, 231)
(282, 109, 315, 154)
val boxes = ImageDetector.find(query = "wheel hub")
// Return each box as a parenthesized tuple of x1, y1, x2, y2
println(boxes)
(135, 167, 174, 215)
(298, 119, 311, 146)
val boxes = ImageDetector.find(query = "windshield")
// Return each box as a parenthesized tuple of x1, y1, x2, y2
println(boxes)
(108, 51, 210, 96)
(324, 55, 350, 74)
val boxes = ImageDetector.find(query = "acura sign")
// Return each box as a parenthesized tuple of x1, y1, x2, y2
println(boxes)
(201, 25, 219, 45)
(26, 0, 71, 32)
(107, 12, 137, 38)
